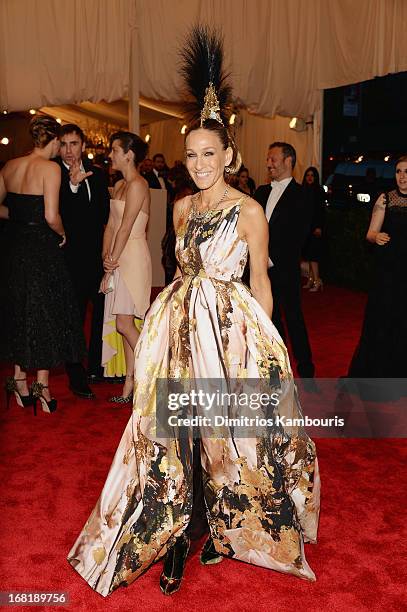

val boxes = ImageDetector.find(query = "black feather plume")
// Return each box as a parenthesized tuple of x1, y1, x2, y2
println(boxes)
(180, 25, 233, 125)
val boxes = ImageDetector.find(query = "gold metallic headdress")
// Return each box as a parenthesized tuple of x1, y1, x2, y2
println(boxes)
(200, 82, 224, 126)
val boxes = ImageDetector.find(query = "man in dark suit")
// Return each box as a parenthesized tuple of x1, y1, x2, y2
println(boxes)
(254, 142, 314, 378)
(58, 124, 110, 397)
(143, 153, 169, 189)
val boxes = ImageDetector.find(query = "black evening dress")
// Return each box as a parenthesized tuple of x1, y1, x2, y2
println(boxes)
(302, 186, 325, 262)
(0, 193, 86, 369)
(348, 189, 407, 378)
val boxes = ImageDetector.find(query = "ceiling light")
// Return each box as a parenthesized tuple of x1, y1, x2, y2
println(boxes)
(2, 110, 7, 115)
(145, 134, 151, 143)
(384, 155, 390, 162)
(180, 125, 187, 135)
(1, 137, 9, 145)
(289, 117, 307, 132)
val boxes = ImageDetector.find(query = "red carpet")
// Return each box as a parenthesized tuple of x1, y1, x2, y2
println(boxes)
(1, 286, 406, 612)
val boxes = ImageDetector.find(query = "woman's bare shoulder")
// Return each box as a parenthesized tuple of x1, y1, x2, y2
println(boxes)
(174, 194, 194, 216)
(2, 155, 28, 175)
(126, 175, 149, 197)
(42, 159, 61, 176)
(239, 195, 264, 218)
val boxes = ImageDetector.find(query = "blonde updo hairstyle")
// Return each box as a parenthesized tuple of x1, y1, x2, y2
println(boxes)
(29, 115, 61, 148)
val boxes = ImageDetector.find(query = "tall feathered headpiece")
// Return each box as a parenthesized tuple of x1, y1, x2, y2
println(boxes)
(180, 26, 233, 127)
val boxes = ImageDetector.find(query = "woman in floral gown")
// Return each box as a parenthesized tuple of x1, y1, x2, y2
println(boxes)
(68, 27, 320, 597)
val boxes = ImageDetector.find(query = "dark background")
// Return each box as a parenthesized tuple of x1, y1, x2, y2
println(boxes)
(323, 71, 407, 180)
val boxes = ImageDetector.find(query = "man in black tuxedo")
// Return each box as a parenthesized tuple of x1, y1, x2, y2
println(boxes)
(143, 153, 172, 191)
(254, 142, 314, 378)
(58, 124, 110, 397)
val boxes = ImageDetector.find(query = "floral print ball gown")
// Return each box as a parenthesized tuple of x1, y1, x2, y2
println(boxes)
(68, 196, 320, 596)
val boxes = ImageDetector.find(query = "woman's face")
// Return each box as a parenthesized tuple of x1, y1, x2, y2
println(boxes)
(109, 139, 128, 171)
(305, 170, 315, 185)
(239, 171, 249, 184)
(395, 161, 407, 193)
(185, 128, 232, 190)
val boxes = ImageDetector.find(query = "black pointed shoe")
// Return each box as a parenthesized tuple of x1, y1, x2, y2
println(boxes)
(200, 536, 223, 565)
(159, 534, 190, 595)
(69, 382, 96, 399)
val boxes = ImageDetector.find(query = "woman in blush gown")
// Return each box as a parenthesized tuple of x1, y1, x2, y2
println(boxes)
(68, 28, 320, 597)
(0, 115, 85, 413)
(100, 132, 152, 403)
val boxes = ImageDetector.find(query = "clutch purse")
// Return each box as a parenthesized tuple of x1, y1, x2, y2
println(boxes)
(107, 274, 115, 293)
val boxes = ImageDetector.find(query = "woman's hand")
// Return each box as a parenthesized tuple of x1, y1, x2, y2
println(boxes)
(103, 255, 119, 272)
(375, 232, 390, 246)
(99, 272, 113, 294)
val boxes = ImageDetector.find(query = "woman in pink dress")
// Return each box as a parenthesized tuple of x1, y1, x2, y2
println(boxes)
(100, 132, 152, 402)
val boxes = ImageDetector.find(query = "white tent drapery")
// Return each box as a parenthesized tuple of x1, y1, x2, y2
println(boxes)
(1, 0, 406, 179)
(2, 0, 406, 116)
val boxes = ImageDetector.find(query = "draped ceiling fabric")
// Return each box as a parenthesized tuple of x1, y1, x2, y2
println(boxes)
(0, 0, 136, 112)
(1, 0, 407, 176)
(136, 0, 407, 118)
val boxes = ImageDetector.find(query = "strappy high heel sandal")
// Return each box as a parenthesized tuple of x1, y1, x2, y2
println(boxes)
(159, 533, 190, 595)
(302, 276, 314, 289)
(309, 278, 323, 292)
(4, 376, 33, 411)
(30, 382, 57, 415)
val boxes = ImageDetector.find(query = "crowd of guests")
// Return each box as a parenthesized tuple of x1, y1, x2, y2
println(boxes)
(2, 117, 334, 414)
(0, 117, 153, 410)
(1, 114, 405, 415)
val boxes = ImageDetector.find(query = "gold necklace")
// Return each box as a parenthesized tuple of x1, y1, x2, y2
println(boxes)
(194, 185, 229, 220)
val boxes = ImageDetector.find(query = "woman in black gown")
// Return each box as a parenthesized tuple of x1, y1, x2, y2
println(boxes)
(0, 115, 85, 413)
(301, 166, 325, 292)
(348, 156, 407, 388)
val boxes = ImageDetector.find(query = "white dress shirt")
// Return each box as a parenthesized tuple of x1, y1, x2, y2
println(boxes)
(265, 176, 292, 267)
(265, 176, 292, 221)
(153, 168, 166, 190)
(63, 161, 91, 202)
